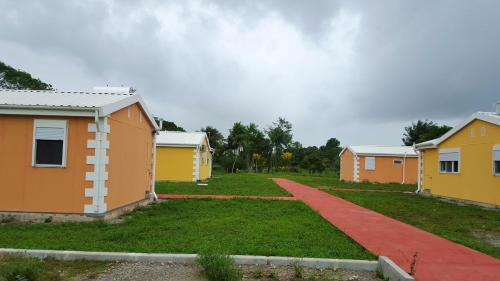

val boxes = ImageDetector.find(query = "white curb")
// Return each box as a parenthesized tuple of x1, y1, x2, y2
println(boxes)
(378, 256, 415, 281)
(0, 248, 377, 271)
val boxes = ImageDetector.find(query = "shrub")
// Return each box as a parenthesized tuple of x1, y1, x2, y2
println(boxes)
(196, 252, 241, 281)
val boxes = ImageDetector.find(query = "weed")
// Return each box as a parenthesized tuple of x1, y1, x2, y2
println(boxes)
(0, 258, 43, 281)
(266, 271, 278, 281)
(251, 267, 264, 279)
(292, 261, 304, 280)
(409, 252, 418, 276)
(196, 252, 242, 281)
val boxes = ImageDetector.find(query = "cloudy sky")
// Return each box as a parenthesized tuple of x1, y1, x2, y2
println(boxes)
(1, 0, 499, 146)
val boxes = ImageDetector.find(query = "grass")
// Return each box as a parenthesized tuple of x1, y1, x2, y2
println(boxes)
(155, 173, 290, 196)
(328, 190, 500, 258)
(0, 254, 108, 281)
(0, 199, 374, 260)
(277, 173, 416, 192)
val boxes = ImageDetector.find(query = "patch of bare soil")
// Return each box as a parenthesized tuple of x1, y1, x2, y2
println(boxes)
(473, 230, 500, 247)
(78, 262, 380, 281)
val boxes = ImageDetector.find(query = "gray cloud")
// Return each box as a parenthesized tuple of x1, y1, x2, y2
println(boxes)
(0, 0, 498, 146)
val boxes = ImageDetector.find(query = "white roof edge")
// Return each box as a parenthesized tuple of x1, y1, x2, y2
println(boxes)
(156, 131, 212, 151)
(340, 145, 417, 157)
(415, 111, 500, 150)
(101, 94, 159, 130)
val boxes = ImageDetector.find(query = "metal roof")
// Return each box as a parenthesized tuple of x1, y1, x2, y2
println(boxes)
(341, 145, 418, 157)
(0, 89, 133, 109)
(156, 131, 210, 148)
(416, 111, 500, 149)
(0, 88, 159, 130)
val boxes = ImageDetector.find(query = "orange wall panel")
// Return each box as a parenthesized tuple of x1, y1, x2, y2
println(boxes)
(340, 149, 354, 181)
(0, 115, 93, 213)
(358, 155, 418, 184)
(106, 103, 154, 211)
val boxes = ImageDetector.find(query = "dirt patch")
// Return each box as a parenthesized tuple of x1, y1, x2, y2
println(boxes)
(473, 231, 500, 247)
(78, 262, 380, 281)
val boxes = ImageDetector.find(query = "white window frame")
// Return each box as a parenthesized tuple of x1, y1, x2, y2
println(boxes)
(494, 145, 500, 176)
(438, 148, 460, 174)
(365, 156, 375, 171)
(393, 159, 403, 165)
(32, 119, 68, 168)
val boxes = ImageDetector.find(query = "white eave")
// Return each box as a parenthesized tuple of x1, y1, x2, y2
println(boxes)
(415, 111, 500, 150)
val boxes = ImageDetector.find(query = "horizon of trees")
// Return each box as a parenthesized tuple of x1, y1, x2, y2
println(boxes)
(154, 117, 452, 175)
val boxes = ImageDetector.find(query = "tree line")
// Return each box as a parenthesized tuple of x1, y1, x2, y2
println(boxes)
(154, 117, 452, 174)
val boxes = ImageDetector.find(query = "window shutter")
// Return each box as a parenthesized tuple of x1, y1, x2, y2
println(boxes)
(439, 151, 459, 161)
(494, 148, 500, 161)
(35, 127, 65, 140)
(365, 157, 375, 170)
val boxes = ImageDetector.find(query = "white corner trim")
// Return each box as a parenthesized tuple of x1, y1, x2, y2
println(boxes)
(192, 147, 200, 182)
(84, 117, 110, 215)
(353, 154, 360, 183)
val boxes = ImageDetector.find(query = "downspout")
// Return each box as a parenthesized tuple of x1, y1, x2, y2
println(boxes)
(401, 153, 407, 184)
(151, 130, 158, 201)
(416, 146, 422, 193)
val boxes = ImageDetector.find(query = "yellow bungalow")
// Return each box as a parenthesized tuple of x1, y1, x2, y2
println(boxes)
(415, 103, 500, 208)
(155, 131, 213, 182)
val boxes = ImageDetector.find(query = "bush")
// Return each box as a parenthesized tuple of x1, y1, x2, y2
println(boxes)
(196, 252, 242, 281)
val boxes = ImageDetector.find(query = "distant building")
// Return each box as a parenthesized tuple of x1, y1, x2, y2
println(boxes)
(339, 145, 418, 184)
(155, 131, 213, 182)
(415, 103, 500, 208)
(0, 88, 158, 221)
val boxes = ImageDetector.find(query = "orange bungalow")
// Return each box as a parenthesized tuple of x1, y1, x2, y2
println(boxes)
(0, 87, 159, 221)
(339, 145, 418, 184)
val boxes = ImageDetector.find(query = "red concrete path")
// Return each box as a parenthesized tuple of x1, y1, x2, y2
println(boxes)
(273, 178, 500, 281)
(158, 194, 298, 201)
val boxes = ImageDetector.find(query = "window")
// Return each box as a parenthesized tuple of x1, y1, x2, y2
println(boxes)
(439, 149, 460, 173)
(393, 159, 403, 165)
(33, 120, 67, 167)
(494, 145, 500, 176)
(365, 157, 375, 170)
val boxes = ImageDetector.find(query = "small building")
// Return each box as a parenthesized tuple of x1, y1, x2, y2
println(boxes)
(0, 87, 158, 221)
(415, 104, 500, 208)
(155, 131, 213, 182)
(339, 145, 418, 184)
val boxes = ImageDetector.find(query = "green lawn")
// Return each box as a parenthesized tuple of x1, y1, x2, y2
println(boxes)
(0, 199, 374, 260)
(328, 190, 500, 258)
(278, 173, 416, 192)
(156, 173, 290, 196)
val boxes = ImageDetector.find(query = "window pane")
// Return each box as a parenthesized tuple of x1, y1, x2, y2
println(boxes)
(495, 161, 500, 174)
(446, 161, 452, 172)
(36, 139, 63, 165)
(440, 161, 446, 172)
(453, 161, 459, 173)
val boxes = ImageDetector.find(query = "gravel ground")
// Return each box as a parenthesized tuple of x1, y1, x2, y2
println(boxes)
(78, 262, 380, 281)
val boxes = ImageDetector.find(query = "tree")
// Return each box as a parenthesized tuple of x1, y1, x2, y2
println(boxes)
(154, 117, 185, 132)
(402, 120, 452, 145)
(201, 126, 224, 151)
(266, 117, 293, 171)
(320, 138, 342, 171)
(0, 61, 53, 90)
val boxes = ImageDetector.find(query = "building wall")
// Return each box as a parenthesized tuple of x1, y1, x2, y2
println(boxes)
(0, 115, 93, 213)
(358, 155, 418, 184)
(421, 119, 500, 206)
(106, 103, 154, 211)
(199, 137, 212, 181)
(155, 146, 196, 181)
(340, 149, 354, 181)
